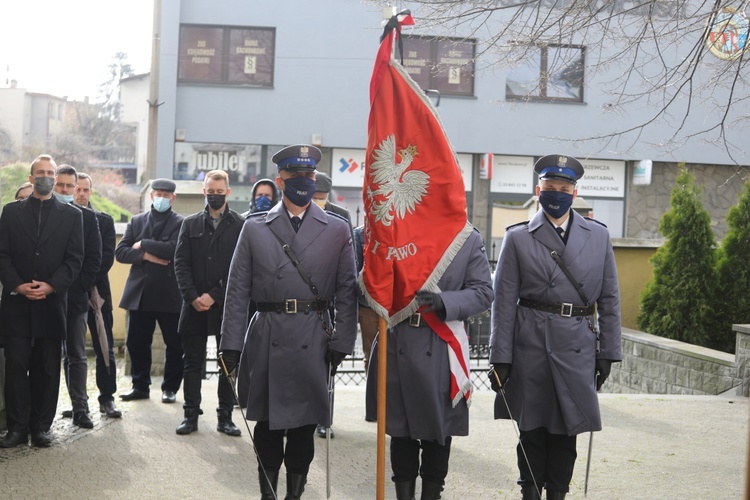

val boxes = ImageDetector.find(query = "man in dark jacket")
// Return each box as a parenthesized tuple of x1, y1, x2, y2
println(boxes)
(0, 154, 84, 448)
(116, 179, 185, 404)
(75, 172, 122, 418)
(54, 165, 102, 430)
(174, 170, 244, 436)
(312, 172, 353, 230)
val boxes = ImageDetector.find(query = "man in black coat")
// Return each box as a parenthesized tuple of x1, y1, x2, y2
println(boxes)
(75, 173, 122, 418)
(174, 170, 244, 436)
(54, 165, 102, 430)
(116, 179, 184, 404)
(0, 154, 84, 448)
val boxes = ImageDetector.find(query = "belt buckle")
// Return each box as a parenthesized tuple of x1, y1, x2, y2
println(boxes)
(285, 299, 297, 314)
(409, 313, 421, 327)
(560, 303, 573, 317)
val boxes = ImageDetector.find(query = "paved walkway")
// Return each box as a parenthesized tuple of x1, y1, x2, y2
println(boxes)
(0, 375, 747, 499)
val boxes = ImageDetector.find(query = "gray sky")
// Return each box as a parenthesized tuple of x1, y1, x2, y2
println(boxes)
(0, 0, 153, 101)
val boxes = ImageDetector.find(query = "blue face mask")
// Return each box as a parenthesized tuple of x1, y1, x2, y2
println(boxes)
(54, 192, 75, 204)
(282, 176, 316, 207)
(152, 196, 171, 213)
(254, 194, 272, 211)
(538, 190, 574, 219)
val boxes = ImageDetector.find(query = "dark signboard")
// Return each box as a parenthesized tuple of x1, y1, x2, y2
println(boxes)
(402, 36, 475, 96)
(179, 25, 275, 87)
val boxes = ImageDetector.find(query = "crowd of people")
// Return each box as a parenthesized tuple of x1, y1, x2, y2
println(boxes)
(0, 148, 621, 500)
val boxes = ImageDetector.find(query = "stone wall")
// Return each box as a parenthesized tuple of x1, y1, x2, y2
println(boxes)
(606, 325, 749, 396)
(626, 162, 748, 240)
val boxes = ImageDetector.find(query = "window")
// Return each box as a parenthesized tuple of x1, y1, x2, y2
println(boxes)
(401, 36, 476, 97)
(506, 45, 585, 102)
(178, 24, 275, 87)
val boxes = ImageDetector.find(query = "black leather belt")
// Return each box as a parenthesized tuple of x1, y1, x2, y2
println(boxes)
(402, 313, 424, 327)
(518, 298, 593, 318)
(256, 299, 329, 314)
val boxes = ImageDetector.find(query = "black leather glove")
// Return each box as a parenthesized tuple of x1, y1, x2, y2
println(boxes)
(489, 363, 512, 393)
(595, 359, 612, 391)
(325, 349, 347, 376)
(415, 290, 446, 320)
(219, 350, 241, 379)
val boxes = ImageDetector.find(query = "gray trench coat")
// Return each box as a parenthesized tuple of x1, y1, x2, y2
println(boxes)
(490, 209, 622, 436)
(366, 229, 493, 445)
(219, 202, 357, 430)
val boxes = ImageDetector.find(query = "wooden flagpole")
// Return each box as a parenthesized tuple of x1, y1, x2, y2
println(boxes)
(376, 316, 388, 500)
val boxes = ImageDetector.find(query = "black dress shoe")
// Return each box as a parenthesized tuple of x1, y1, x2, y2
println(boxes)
(120, 388, 149, 401)
(316, 424, 334, 439)
(0, 431, 28, 448)
(100, 401, 123, 418)
(30, 431, 52, 447)
(161, 390, 177, 404)
(73, 412, 94, 429)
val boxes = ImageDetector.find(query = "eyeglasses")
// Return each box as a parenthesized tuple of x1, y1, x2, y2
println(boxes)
(55, 182, 77, 189)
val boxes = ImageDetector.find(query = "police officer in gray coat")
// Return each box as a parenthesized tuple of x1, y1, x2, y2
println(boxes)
(365, 228, 493, 500)
(489, 155, 622, 500)
(219, 144, 357, 500)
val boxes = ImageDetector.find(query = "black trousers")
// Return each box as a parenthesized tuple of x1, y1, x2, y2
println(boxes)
(181, 334, 234, 413)
(253, 421, 317, 475)
(88, 308, 118, 404)
(517, 427, 577, 492)
(3, 337, 61, 433)
(390, 436, 452, 486)
(126, 310, 183, 393)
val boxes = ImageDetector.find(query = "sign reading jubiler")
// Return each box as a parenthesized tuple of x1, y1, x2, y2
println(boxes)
(705, 7, 750, 60)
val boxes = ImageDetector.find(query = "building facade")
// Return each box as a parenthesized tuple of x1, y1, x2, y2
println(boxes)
(0, 82, 68, 156)
(145, 0, 749, 244)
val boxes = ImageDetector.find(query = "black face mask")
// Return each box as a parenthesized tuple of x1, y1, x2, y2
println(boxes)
(34, 176, 55, 196)
(206, 194, 226, 210)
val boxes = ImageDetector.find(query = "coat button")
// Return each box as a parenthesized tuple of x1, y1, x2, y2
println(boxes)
(399, 348, 405, 354)
(426, 351, 432, 356)
(272, 341, 279, 347)
(208, 256, 212, 260)
(277, 274, 283, 279)
(35, 251, 40, 256)
(302, 344, 308, 349)
(550, 282, 556, 287)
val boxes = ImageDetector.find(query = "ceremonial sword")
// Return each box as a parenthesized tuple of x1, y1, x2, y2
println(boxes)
(492, 369, 543, 500)
(219, 356, 279, 500)
(326, 361, 334, 499)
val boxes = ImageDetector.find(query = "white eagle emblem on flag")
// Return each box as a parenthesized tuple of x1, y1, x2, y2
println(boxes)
(368, 134, 430, 226)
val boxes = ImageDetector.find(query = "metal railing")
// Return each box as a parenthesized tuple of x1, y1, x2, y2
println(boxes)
(205, 310, 495, 391)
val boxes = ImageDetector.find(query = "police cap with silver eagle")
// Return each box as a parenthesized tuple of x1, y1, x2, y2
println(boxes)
(534, 154, 584, 184)
(151, 178, 177, 192)
(272, 144, 321, 173)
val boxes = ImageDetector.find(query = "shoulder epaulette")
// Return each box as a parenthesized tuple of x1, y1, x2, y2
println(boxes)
(584, 216, 608, 228)
(326, 211, 349, 224)
(505, 220, 530, 232)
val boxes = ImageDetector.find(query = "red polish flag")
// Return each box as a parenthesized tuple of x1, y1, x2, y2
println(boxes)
(361, 12, 473, 403)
